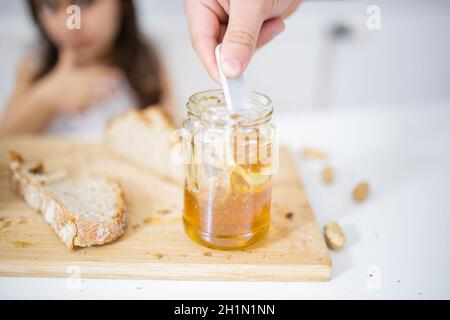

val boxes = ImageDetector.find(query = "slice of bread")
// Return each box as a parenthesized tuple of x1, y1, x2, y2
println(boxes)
(8, 150, 127, 249)
(104, 107, 183, 184)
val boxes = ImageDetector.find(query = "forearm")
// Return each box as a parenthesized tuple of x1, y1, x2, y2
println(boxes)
(0, 86, 55, 135)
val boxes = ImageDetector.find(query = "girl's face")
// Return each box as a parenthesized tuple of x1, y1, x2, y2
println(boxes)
(36, 0, 121, 65)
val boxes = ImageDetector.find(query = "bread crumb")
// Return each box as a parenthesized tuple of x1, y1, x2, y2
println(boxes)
(203, 251, 213, 257)
(324, 221, 346, 251)
(9, 149, 24, 163)
(143, 218, 152, 224)
(156, 209, 171, 215)
(302, 148, 326, 160)
(28, 161, 44, 174)
(12, 241, 32, 248)
(321, 166, 334, 184)
(0, 218, 12, 231)
(131, 224, 141, 230)
(154, 253, 164, 260)
(285, 212, 294, 220)
(353, 182, 369, 202)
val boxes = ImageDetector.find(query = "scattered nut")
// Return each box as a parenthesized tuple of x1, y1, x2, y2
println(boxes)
(321, 166, 334, 184)
(324, 221, 346, 251)
(353, 181, 369, 202)
(302, 148, 326, 160)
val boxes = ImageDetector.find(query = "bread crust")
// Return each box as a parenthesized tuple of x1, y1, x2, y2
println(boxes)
(104, 107, 184, 184)
(8, 151, 127, 249)
(106, 107, 176, 131)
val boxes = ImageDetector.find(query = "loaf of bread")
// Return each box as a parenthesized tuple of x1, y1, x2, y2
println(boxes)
(104, 107, 184, 184)
(8, 150, 127, 249)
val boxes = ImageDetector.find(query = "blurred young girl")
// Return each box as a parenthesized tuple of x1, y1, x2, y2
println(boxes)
(0, 0, 175, 138)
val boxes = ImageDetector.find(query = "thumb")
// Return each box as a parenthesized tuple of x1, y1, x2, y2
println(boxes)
(220, 0, 265, 78)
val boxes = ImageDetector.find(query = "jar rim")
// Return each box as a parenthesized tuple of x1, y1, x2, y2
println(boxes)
(186, 89, 273, 122)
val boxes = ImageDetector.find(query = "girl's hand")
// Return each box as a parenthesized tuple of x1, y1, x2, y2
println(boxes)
(0, 50, 121, 135)
(184, 0, 301, 81)
(38, 48, 121, 114)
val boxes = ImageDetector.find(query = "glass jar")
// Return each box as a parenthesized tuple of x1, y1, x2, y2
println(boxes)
(183, 89, 276, 250)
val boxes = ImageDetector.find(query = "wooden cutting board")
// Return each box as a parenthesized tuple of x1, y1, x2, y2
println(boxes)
(0, 136, 331, 281)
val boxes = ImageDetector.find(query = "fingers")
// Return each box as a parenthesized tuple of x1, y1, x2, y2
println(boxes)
(220, 0, 266, 78)
(186, 0, 297, 81)
(66, 67, 122, 113)
(256, 18, 285, 48)
(280, 0, 302, 19)
(185, 0, 226, 82)
(194, 35, 221, 83)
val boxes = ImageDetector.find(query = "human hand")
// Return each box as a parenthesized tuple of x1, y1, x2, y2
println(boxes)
(184, 0, 301, 81)
(38, 48, 121, 114)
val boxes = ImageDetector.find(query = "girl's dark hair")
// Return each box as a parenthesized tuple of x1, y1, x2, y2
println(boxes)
(26, 0, 163, 108)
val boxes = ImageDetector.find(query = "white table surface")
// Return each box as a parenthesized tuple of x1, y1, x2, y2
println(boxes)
(1, 103, 450, 299)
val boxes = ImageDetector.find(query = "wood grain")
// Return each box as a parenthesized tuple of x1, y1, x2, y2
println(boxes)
(0, 136, 331, 281)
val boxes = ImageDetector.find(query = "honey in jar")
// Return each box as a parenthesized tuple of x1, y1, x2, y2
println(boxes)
(183, 90, 276, 250)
